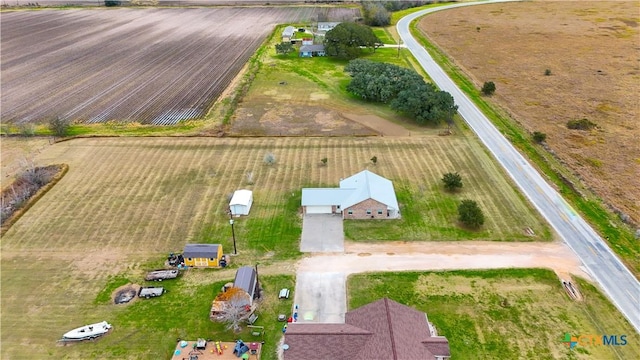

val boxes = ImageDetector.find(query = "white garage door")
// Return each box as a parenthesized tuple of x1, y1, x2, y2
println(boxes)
(306, 205, 332, 214)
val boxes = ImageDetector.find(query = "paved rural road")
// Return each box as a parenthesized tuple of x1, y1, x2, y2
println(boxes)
(398, 0, 640, 333)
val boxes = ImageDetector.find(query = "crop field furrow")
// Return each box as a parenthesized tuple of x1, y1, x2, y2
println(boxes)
(1, 7, 360, 125)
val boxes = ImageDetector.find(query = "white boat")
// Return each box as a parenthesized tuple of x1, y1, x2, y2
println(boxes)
(62, 321, 112, 340)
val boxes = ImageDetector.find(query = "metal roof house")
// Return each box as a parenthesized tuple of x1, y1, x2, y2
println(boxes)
(183, 244, 223, 267)
(302, 170, 400, 219)
(317, 22, 341, 32)
(299, 44, 326, 58)
(282, 26, 296, 41)
(233, 266, 259, 305)
(229, 189, 253, 216)
(283, 298, 450, 360)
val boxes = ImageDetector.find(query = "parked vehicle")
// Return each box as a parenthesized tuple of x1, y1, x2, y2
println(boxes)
(145, 269, 179, 281)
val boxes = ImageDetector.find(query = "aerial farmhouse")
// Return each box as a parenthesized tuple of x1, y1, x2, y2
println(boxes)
(301, 170, 400, 219)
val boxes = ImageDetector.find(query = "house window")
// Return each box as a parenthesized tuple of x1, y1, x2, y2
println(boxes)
(348, 210, 353, 215)
(187, 258, 192, 261)
(210, 258, 214, 261)
(377, 210, 383, 215)
(366, 210, 372, 215)
(337, 205, 340, 209)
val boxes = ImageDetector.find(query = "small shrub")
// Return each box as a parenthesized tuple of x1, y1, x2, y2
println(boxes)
(245, 171, 254, 185)
(544, 69, 552, 76)
(19, 123, 35, 137)
(370, 156, 378, 165)
(263, 152, 276, 166)
(567, 118, 596, 130)
(481, 81, 496, 96)
(442, 172, 463, 192)
(532, 131, 547, 143)
(48, 116, 71, 137)
(320, 157, 328, 166)
(458, 199, 485, 228)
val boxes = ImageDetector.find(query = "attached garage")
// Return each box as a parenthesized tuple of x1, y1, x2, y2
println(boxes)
(229, 189, 253, 216)
(305, 205, 333, 214)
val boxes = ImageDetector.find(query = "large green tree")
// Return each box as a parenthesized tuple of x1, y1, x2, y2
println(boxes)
(458, 199, 485, 228)
(324, 23, 380, 60)
(344, 59, 458, 125)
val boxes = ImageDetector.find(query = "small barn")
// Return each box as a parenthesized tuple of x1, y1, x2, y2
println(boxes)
(183, 244, 223, 267)
(234, 266, 260, 305)
(229, 189, 253, 216)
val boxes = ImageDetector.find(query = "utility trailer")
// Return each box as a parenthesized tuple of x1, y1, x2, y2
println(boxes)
(145, 269, 179, 281)
(138, 286, 165, 299)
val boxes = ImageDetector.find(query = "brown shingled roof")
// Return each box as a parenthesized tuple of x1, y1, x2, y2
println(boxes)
(284, 323, 372, 360)
(283, 298, 450, 360)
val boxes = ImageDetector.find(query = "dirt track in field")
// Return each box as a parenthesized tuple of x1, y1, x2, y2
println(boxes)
(418, 1, 640, 223)
(0, 7, 358, 125)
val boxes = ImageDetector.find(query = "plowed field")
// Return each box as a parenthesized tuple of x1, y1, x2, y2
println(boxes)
(418, 1, 640, 223)
(0, 6, 358, 125)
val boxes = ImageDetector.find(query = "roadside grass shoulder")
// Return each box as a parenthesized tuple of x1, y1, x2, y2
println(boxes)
(348, 269, 640, 359)
(410, 18, 639, 275)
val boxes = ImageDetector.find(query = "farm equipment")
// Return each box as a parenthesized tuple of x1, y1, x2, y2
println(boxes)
(145, 269, 179, 281)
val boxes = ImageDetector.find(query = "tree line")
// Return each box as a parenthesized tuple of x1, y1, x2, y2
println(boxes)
(344, 59, 458, 125)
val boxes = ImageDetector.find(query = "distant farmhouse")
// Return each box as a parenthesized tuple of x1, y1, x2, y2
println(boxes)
(283, 298, 450, 360)
(317, 21, 340, 32)
(282, 26, 296, 41)
(299, 44, 326, 58)
(302, 170, 400, 219)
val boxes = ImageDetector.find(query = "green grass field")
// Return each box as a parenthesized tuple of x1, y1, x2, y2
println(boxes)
(348, 269, 640, 359)
(0, 136, 550, 358)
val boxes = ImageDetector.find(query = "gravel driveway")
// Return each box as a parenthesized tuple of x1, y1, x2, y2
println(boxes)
(300, 214, 344, 252)
(292, 240, 586, 325)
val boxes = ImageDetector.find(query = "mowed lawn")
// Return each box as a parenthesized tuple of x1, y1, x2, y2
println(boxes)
(348, 269, 640, 359)
(1, 136, 548, 358)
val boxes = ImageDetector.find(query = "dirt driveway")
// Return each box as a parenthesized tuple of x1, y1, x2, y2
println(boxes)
(300, 214, 344, 252)
(293, 240, 586, 324)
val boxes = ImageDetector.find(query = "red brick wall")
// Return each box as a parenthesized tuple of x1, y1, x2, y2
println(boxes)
(344, 198, 389, 219)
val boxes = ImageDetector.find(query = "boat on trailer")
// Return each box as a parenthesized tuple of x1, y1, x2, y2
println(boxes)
(62, 321, 112, 341)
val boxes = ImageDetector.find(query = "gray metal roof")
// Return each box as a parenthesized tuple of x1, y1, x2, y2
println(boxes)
(340, 170, 399, 210)
(299, 45, 325, 53)
(234, 266, 258, 298)
(183, 244, 220, 258)
(302, 188, 354, 206)
(282, 26, 295, 37)
(301, 170, 398, 210)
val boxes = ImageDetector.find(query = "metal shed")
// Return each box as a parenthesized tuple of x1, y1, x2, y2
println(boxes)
(230, 189, 253, 216)
(234, 266, 259, 304)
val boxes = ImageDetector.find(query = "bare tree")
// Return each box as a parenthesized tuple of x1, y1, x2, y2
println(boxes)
(245, 171, 254, 185)
(217, 288, 251, 333)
